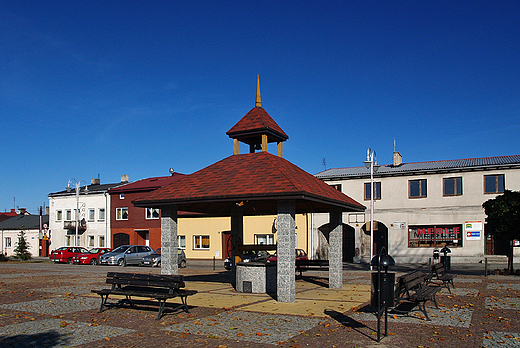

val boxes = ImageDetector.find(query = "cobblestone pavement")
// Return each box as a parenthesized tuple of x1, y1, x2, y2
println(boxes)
(0, 261, 519, 347)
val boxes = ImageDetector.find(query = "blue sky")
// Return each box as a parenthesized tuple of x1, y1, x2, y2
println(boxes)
(1, 1, 519, 214)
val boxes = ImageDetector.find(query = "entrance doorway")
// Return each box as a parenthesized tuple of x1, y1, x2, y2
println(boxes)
(362, 221, 388, 255)
(113, 233, 129, 248)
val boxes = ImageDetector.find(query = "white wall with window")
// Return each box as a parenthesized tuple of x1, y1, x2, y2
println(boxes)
(49, 186, 113, 250)
(313, 154, 520, 263)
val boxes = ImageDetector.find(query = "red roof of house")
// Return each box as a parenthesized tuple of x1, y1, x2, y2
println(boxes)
(109, 174, 185, 194)
(133, 152, 364, 216)
(226, 107, 289, 145)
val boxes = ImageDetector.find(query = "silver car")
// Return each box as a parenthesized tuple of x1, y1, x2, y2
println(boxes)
(99, 245, 154, 266)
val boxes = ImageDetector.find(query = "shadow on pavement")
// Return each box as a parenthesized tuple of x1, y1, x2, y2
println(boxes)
(324, 309, 377, 341)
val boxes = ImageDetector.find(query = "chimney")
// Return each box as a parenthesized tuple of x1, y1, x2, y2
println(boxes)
(121, 174, 129, 183)
(393, 152, 402, 166)
(91, 178, 100, 185)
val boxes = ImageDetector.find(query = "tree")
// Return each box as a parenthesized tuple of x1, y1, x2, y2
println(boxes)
(482, 190, 520, 272)
(13, 229, 32, 261)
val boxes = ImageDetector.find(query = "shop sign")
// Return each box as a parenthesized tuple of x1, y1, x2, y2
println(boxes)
(465, 221, 482, 240)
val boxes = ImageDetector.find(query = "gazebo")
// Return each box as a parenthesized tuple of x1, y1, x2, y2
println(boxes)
(133, 77, 365, 302)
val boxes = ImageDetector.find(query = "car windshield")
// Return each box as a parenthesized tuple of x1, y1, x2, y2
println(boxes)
(56, 247, 67, 251)
(154, 248, 161, 255)
(111, 246, 130, 253)
(88, 248, 100, 254)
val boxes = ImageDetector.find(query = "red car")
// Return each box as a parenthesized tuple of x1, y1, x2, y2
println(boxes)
(49, 247, 89, 264)
(266, 249, 308, 263)
(72, 248, 112, 265)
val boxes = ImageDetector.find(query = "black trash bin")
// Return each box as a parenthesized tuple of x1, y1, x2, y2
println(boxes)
(440, 255, 451, 270)
(371, 272, 395, 308)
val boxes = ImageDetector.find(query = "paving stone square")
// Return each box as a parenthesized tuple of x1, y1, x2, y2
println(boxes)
(0, 296, 100, 315)
(164, 310, 323, 345)
(349, 306, 474, 327)
(485, 296, 520, 310)
(482, 331, 520, 348)
(0, 318, 134, 348)
(438, 287, 479, 296)
(487, 283, 520, 291)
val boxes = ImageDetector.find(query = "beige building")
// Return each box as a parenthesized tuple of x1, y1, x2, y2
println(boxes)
(313, 153, 520, 263)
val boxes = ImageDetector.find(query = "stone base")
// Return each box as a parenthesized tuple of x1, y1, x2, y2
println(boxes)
(236, 262, 277, 293)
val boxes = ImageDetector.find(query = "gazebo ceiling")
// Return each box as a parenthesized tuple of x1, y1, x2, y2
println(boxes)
(133, 152, 365, 217)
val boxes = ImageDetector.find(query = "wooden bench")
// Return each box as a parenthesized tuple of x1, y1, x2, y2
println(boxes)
(392, 270, 441, 321)
(91, 272, 197, 320)
(295, 259, 329, 277)
(430, 263, 456, 293)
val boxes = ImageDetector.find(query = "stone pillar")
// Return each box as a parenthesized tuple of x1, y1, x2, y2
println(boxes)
(231, 205, 244, 288)
(161, 205, 178, 275)
(277, 199, 296, 302)
(329, 209, 343, 289)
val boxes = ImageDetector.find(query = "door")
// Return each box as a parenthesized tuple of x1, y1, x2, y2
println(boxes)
(113, 233, 129, 248)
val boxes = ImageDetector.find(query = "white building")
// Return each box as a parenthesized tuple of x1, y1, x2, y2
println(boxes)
(0, 214, 48, 257)
(313, 153, 520, 264)
(48, 178, 125, 249)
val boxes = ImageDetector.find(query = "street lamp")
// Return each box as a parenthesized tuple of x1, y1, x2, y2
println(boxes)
(364, 148, 380, 269)
(66, 179, 88, 247)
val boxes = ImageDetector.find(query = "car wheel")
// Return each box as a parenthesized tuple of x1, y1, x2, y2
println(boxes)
(118, 258, 125, 267)
(90, 258, 98, 265)
(67, 258, 73, 264)
(180, 260, 186, 268)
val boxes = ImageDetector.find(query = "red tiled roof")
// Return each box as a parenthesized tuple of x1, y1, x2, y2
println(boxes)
(133, 152, 364, 216)
(109, 174, 185, 194)
(226, 107, 289, 143)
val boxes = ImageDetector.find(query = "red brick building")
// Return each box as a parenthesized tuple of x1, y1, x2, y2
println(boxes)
(108, 173, 185, 249)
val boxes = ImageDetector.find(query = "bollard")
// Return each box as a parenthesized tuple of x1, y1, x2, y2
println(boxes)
(213, 256, 216, 270)
(485, 257, 488, 277)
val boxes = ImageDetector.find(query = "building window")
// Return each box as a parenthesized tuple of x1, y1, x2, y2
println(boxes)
(484, 174, 505, 194)
(56, 210, 62, 221)
(255, 234, 274, 245)
(88, 235, 95, 247)
(408, 224, 462, 248)
(66, 209, 72, 221)
(330, 184, 342, 191)
(98, 208, 105, 221)
(178, 235, 186, 249)
(88, 209, 95, 221)
(66, 236, 71, 246)
(120, 194, 125, 199)
(193, 235, 210, 249)
(116, 207, 128, 220)
(443, 177, 462, 196)
(409, 179, 427, 198)
(146, 208, 160, 219)
(4, 237, 11, 248)
(99, 236, 105, 247)
(364, 182, 381, 200)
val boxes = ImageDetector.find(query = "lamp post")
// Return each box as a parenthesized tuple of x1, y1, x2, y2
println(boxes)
(364, 148, 380, 269)
(66, 179, 88, 247)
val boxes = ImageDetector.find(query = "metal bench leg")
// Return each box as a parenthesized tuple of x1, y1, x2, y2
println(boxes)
(180, 295, 190, 313)
(99, 294, 109, 313)
(156, 299, 166, 320)
(419, 302, 431, 321)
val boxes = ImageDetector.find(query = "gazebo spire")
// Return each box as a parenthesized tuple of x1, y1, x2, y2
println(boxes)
(255, 74, 261, 107)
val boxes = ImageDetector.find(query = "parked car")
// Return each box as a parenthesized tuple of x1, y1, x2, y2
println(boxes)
(71, 248, 112, 265)
(224, 250, 271, 270)
(266, 249, 308, 263)
(99, 245, 154, 266)
(139, 248, 186, 268)
(49, 247, 89, 264)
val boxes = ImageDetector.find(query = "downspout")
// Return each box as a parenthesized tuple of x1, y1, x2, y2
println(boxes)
(309, 212, 314, 259)
(105, 192, 109, 248)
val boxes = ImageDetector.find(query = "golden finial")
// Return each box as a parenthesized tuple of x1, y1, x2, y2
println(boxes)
(255, 74, 261, 107)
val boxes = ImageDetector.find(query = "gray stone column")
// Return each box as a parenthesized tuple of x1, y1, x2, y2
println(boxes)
(329, 209, 343, 289)
(277, 199, 296, 302)
(161, 205, 178, 275)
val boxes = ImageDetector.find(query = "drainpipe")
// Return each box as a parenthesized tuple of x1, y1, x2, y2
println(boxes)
(105, 192, 109, 248)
